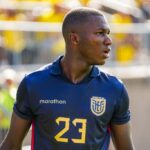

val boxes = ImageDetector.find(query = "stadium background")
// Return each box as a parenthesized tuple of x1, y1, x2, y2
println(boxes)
(0, 0, 150, 149)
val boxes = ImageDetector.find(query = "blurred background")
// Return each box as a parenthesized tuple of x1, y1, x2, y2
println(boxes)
(0, 0, 150, 149)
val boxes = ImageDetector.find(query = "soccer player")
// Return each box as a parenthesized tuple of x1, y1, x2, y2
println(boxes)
(0, 7, 135, 150)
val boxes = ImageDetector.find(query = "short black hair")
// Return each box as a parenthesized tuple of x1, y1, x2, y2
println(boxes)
(62, 7, 104, 40)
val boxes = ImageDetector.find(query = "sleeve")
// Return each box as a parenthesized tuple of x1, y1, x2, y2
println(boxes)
(13, 76, 34, 120)
(110, 83, 130, 124)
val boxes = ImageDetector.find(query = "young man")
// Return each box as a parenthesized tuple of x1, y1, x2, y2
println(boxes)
(0, 7, 135, 150)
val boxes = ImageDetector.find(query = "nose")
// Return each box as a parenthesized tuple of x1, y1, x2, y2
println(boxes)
(104, 35, 112, 46)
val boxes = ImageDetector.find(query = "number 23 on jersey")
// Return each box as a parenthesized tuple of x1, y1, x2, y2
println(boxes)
(54, 117, 87, 144)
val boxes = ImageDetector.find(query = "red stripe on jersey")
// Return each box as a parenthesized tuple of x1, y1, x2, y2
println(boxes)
(31, 121, 35, 150)
(107, 127, 111, 133)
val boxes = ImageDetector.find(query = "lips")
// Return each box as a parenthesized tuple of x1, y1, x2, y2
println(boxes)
(103, 48, 110, 58)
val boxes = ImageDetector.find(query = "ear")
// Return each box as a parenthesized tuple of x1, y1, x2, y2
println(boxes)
(69, 32, 80, 45)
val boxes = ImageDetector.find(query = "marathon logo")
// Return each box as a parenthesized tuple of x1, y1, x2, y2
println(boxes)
(40, 99, 66, 104)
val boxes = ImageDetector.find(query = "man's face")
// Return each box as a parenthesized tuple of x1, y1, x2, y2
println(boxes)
(77, 15, 112, 65)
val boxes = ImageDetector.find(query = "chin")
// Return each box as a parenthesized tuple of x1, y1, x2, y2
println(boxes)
(99, 62, 105, 65)
(88, 57, 106, 65)
(98, 62, 105, 65)
(96, 58, 106, 65)
(90, 60, 105, 65)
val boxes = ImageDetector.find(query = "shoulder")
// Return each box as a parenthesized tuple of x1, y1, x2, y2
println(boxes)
(97, 66, 124, 91)
(28, 63, 52, 77)
(25, 56, 62, 82)
(24, 63, 53, 84)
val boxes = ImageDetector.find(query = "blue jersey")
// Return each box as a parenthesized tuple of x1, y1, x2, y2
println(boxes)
(14, 56, 130, 150)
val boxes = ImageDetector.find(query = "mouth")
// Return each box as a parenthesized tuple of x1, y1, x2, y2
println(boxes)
(103, 48, 110, 58)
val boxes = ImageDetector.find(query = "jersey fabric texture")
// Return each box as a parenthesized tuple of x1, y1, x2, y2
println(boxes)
(14, 56, 130, 150)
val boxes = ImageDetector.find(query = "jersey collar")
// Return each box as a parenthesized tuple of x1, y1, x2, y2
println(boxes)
(50, 56, 101, 77)
(90, 66, 101, 77)
(49, 56, 62, 75)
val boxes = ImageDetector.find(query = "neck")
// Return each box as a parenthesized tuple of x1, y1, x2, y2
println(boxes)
(61, 55, 92, 84)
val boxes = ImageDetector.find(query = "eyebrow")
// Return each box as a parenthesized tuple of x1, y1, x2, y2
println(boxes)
(96, 28, 110, 34)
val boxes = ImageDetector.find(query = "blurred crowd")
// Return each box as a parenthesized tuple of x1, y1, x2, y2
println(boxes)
(0, 0, 150, 144)
(0, 0, 149, 66)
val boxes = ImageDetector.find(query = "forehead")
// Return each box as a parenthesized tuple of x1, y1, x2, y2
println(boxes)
(84, 15, 110, 31)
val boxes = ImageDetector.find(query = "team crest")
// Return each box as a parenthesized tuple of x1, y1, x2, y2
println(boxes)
(91, 96, 106, 116)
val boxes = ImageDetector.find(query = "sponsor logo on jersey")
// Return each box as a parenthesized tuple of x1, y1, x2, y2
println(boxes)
(40, 99, 66, 104)
(91, 96, 106, 116)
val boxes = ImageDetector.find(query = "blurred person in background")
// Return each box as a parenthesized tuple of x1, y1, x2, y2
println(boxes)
(0, 7, 134, 150)
(0, 35, 7, 65)
(32, 0, 67, 63)
(0, 69, 17, 143)
(0, 9, 26, 64)
(136, 0, 150, 21)
(135, 0, 150, 58)
(111, 11, 140, 64)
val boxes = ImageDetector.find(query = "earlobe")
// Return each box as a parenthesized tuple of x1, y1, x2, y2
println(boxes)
(70, 32, 79, 45)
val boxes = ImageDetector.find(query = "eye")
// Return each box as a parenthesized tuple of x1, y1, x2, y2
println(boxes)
(95, 30, 110, 36)
(95, 32, 105, 36)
